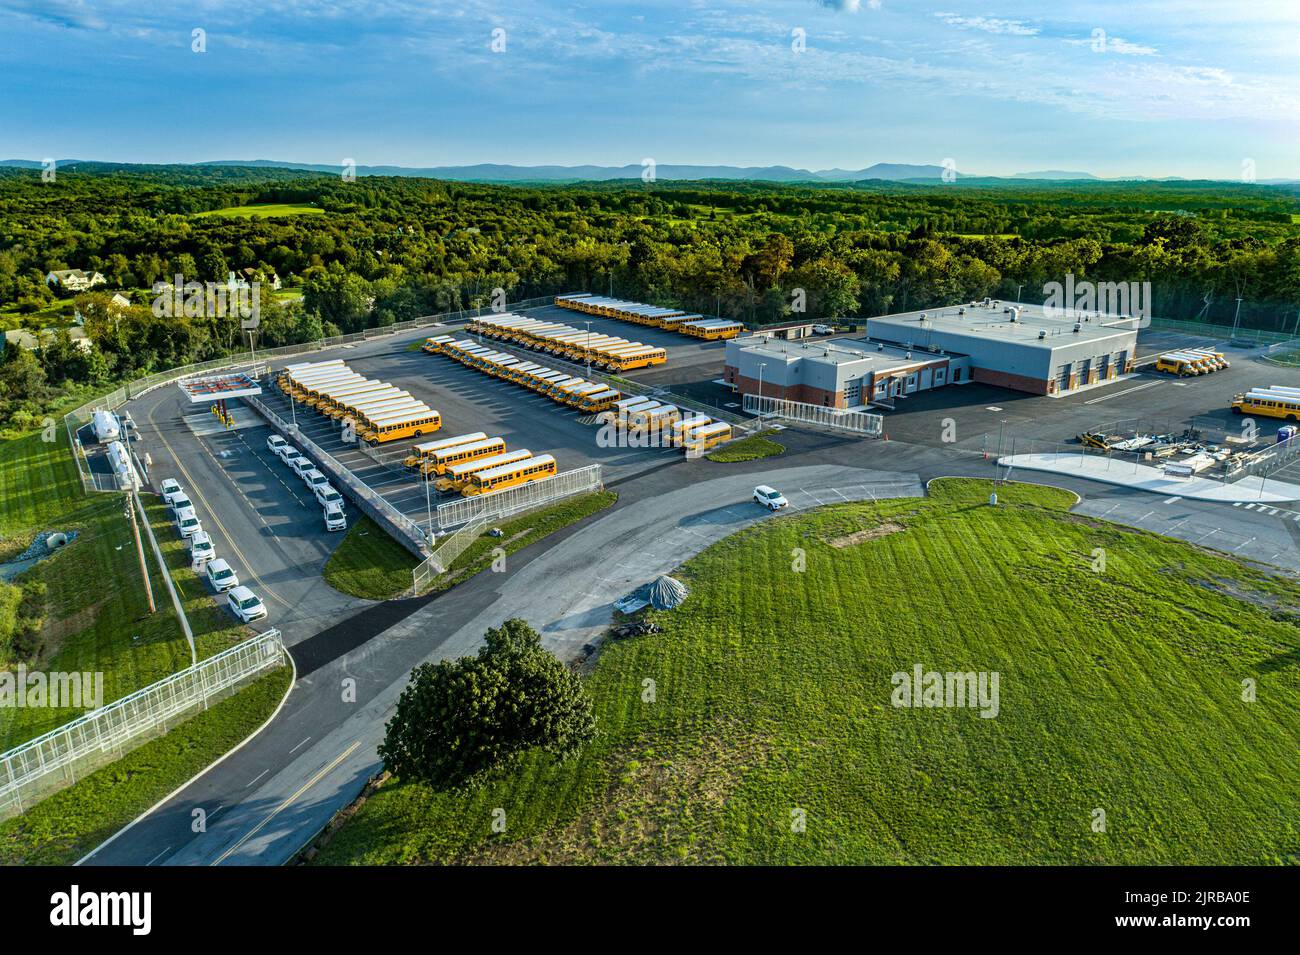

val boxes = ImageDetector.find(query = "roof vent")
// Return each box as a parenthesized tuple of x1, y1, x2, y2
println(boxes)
(877, 343, 884, 351)
(919, 312, 927, 322)
(905, 351, 912, 359)
(1073, 323, 1081, 333)
(1038, 329, 1047, 339)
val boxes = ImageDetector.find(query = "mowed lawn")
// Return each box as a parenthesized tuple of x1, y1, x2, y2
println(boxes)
(316, 479, 1300, 865)
(194, 203, 323, 219)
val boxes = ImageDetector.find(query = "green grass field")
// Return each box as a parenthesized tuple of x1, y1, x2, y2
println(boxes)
(315, 478, 1300, 865)
(706, 431, 786, 463)
(194, 203, 324, 219)
(325, 492, 619, 600)
(0, 665, 291, 865)
(323, 516, 418, 600)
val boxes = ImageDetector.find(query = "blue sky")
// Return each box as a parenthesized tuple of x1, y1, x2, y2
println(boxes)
(1, 0, 1297, 178)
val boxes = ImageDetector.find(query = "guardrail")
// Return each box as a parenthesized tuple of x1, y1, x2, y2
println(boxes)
(0, 629, 287, 821)
(243, 394, 431, 558)
(410, 514, 490, 595)
(434, 464, 603, 530)
(742, 394, 883, 436)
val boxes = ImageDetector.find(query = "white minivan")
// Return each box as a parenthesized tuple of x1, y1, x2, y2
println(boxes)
(314, 483, 344, 508)
(302, 468, 330, 491)
(189, 531, 215, 563)
(226, 586, 267, 623)
(288, 455, 315, 480)
(266, 434, 288, 456)
(323, 503, 347, 532)
(174, 507, 203, 538)
(205, 558, 239, 593)
(160, 478, 185, 505)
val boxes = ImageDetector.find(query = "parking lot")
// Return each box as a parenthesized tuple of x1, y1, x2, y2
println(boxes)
(872, 335, 1300, 457)
(256, 337, 691, 531)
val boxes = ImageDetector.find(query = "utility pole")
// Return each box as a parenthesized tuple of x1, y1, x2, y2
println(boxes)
(585, 321, 592, 380)
(1229, 296, 1244, 341)
(126, 491, 156, 614)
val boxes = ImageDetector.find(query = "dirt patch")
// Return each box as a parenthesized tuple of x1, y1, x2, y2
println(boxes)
(35, 600, 107, 665)
(826, 522, 906, 548)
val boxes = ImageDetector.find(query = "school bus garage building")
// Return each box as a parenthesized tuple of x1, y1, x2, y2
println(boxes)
(725, 301, 1142, 408)
(724, 336, 964, 409)
(866, 301, 1140, 396)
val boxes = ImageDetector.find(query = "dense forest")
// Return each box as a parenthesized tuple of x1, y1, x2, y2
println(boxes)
(1, 163, 1298, 431)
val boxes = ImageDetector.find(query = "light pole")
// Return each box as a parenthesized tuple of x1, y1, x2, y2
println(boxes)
(996, 418, 1007, 481)
(585, 320, 592, 380)
(757, 361, 767, 418)
(425, 470, 434, 539)
(1015, 283, 1024, 302)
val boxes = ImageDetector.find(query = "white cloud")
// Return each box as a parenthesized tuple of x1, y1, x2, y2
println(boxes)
(934, 12, 1039, 36)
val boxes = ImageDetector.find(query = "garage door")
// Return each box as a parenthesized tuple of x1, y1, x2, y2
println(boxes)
(1056, 363, 1072, 391)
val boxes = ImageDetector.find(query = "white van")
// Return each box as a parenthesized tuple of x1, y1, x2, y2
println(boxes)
(289, 455, 315, 480)
(226, 586, 267, 623)
(314, 484, 344, 508)
(189, 531, 215, 563)
(323, 503, 347, 532)
(174, 507, 203, 538)
(160, 478, 185, 506)
(266, 434, 288, 456)
(205, 558, 239, 593)
(302, 468, 330, 491)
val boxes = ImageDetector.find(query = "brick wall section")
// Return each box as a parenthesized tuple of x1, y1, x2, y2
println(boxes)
(730, 370, 845, 408)
(971, 367, 1052, 395)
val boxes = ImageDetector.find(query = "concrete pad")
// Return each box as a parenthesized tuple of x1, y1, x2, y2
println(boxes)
(999, 452, 1300, 503)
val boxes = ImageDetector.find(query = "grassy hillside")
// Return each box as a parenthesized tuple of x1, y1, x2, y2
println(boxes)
(0, 427, 245, 749)
(316, 478, 1300, 865)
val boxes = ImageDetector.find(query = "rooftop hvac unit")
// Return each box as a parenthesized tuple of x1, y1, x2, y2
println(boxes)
(877, 343, 884, 351)
(919, 312, 927, 322)
(958, 307, 966, 314)
(905, 351, 912, 359)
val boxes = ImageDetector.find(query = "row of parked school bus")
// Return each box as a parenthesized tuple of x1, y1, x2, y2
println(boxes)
(601, 397, 734, 451)
(277, 359, 442, 445)
(399, 431, 557, 493)
(1232, 385, 1300, 422)
(465, 312, 668, 371)
(1155, 348, 1231, 377)
(276, 358, 562, 497)
(423, 335, 734, 452)
(424, 335, 623, 412)
(554, 293, 745, 341)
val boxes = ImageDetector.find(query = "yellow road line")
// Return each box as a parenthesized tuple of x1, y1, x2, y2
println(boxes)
(212, 740, 361, 865)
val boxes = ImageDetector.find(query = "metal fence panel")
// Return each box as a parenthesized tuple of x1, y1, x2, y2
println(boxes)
(742, 393, 883, 436)
(434, 464, 603, 530)
(411, 514, 490, 594)
(0, 630, 287, 821)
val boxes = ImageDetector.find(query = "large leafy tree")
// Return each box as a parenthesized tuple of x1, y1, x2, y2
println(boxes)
(379, 619, 596, 790)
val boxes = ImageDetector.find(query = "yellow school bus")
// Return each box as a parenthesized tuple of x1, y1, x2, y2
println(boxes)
(419, 436, 508, 480)
(577, 388, 622, 413)
(422, 335, 456, 354)
(671, 414, 713, 446)
(462, 454, 557, 496)
(1232, 390, 1300, 421)
(360, 408, 442, 445)
(402, 432, 488, 470)
(434, 449, 534, 492)
(683, 421, 733, 451)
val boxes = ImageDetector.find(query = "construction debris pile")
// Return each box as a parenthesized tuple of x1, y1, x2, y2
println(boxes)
(1076, 426, 1259, 480)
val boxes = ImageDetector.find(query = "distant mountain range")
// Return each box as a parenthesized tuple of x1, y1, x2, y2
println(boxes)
(2, 158, 1296, 185)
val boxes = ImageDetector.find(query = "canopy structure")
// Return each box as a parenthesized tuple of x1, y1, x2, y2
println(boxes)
(177, 372, 262, 403)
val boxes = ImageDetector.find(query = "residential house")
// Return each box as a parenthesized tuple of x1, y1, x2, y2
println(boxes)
(45, 269, 107, 292)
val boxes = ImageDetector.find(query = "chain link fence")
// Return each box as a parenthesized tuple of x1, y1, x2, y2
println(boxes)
(742, 393, 884, 436)
(434, 464, 603, 530)
(0, 629, 287, 821)
(411, 514, 490, 595)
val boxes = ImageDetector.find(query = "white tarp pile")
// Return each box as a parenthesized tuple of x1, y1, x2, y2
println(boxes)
(614, 575, 689, 614)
